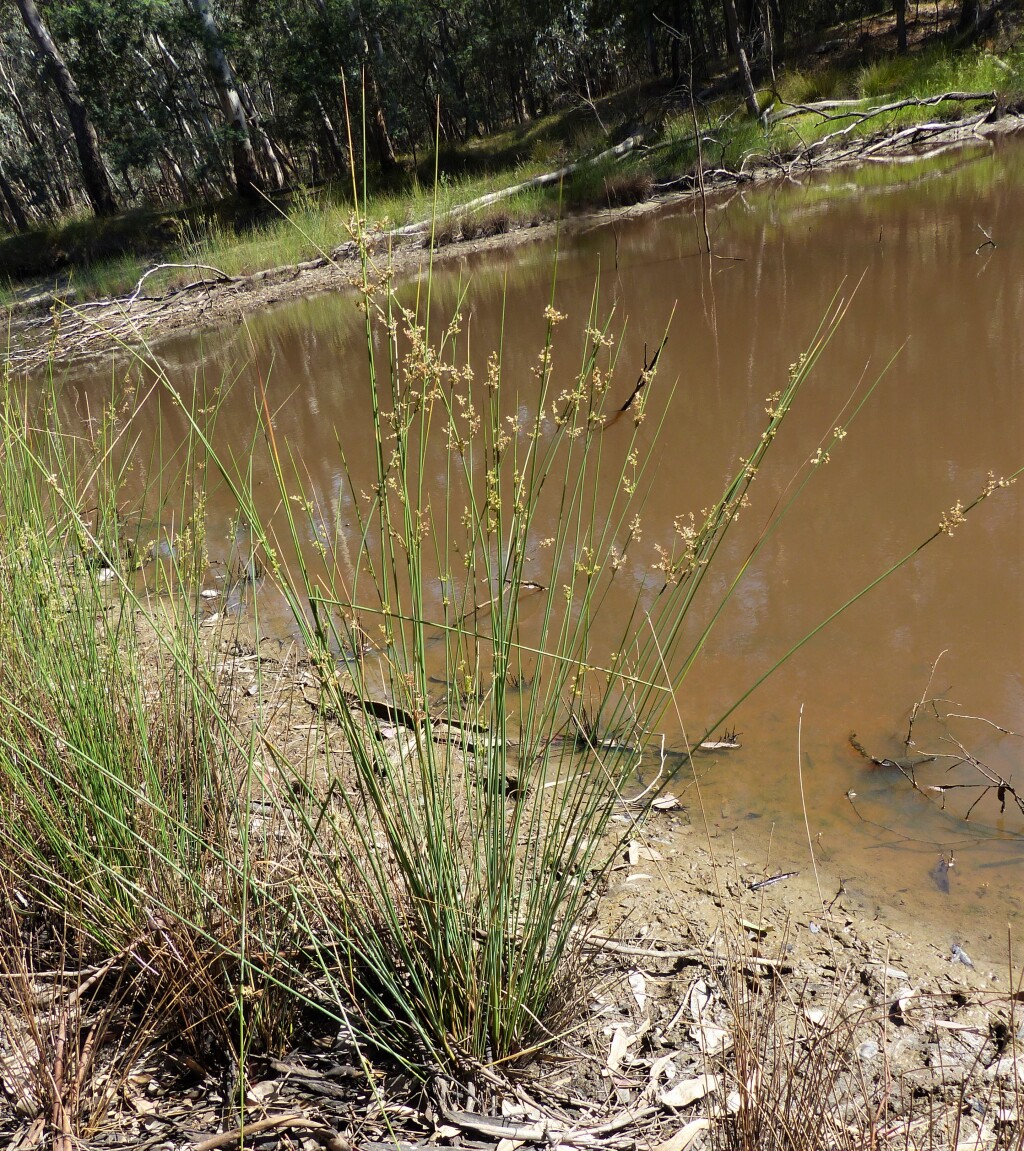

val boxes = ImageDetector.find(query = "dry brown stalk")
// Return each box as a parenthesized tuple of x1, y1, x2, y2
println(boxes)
(190, 1112, 346, 1151)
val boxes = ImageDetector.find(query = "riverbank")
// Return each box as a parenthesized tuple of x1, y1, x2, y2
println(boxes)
(2, 275, 1023, 1149)
(5, 105, 1024, 373)
(4, 0, 1024, 366)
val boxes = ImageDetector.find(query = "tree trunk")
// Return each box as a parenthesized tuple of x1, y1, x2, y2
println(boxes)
(151, 34, 233, 192)
(895, 0, 908, 53)
(0, 161, 30, 231)
(365, 28, 398, 172)
(239, 81, 286, 189)
(670, 0, 682, 83)
(314, 93, 348, 175)
(957, 0, 980, 34)
(12, 0, 119, 216)
(644, 12, 660, 78)
(186, 0, 263, 201)
(723, 0, 759, 116)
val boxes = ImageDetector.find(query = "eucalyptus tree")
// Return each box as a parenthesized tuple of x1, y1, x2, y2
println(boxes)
(184, 0, 263, 200)
(10, 0, 119, 215)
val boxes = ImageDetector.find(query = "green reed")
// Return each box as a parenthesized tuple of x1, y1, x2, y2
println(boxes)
(148, 203, 876, 1078)
(0, 366, 310, 1064)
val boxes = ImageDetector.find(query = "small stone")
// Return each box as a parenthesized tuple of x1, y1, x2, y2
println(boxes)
(984, 1055, 1024, 1084)
(951, 943, 974, 968)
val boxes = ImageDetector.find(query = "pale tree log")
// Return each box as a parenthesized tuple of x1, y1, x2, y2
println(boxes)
(11, 0, 119, 216)
(186, 0, 263, 201)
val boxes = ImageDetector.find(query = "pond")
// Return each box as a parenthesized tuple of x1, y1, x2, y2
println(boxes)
(59, 136, 1024, 953)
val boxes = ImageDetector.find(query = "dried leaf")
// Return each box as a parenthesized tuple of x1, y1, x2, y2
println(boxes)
(739, 918, 770, 935)
(650, 1052, 681, 1083)
(608, 1026, 630, 1073)
(245, 1079, 279, 1103)
(687, 978, 711, 1023)
(649, 1118, 711, 1151)
(690, 1025, 732, 1056)
(660, 1073, 720, 1109)
(652, 794, 680, 811)
(629, 971, 647, 1012)
(634, 845, 664, 862)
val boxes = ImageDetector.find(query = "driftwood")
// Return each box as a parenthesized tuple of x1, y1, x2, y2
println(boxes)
(783, 107, 995, 174)
(126, 261, 237, 303)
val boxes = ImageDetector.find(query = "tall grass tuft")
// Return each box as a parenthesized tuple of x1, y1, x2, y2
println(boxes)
(0, 370, 307, 1066)
(152, 214, 865, 1079)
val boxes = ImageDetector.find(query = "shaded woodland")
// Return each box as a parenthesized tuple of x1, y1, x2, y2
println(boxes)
(0, 0, 1000, 232)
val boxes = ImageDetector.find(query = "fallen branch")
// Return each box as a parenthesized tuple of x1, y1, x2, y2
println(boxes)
(127, 262, 237, 303)
(768, 96, 890, 122)
(191, 1113, 344, 1151)
(356, 134, 646, 244)
(582, 933, 703, 961)
(437, 1100, 659, 1146)
(768, 90, 995, 125)
(789, 109, 993, 172)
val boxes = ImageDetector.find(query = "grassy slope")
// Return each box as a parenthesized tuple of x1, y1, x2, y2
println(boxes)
(1, 12, 1022, 306)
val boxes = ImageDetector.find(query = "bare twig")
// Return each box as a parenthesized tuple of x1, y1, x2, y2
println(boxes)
(768, 90, 995, 125)
(191, 1114, 341, 1151)
(975, 224, 996, 253)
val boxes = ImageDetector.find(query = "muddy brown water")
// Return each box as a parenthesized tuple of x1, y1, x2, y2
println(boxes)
(56, 139, 1023, 960)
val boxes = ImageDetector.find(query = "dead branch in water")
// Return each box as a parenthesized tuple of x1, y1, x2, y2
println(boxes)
(862, 654, 1024, 833)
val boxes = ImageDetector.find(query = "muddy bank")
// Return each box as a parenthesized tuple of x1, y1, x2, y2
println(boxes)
(1, 590, 1021, 1150)
(4, 110, 1023, 373)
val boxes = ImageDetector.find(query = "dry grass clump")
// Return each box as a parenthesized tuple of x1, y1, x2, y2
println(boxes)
(715, 953, 879, 1151)
(477, 206, 512, 234)
(603, 171, 655, 207)
(422, 213, 459, 248)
